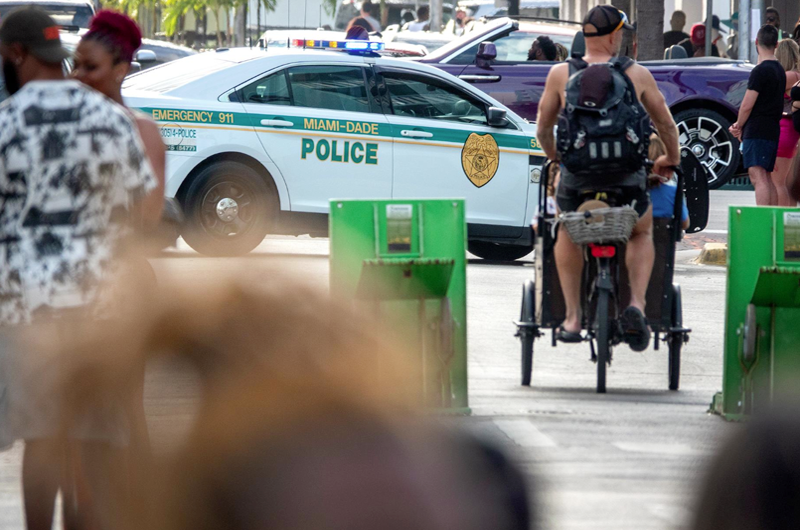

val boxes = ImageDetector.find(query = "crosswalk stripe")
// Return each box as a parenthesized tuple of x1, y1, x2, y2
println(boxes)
(493, 419, 557, 448)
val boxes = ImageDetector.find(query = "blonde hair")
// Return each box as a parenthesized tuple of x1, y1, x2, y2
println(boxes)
(777, 38, 800, 72)
(648, 133, 666, 164)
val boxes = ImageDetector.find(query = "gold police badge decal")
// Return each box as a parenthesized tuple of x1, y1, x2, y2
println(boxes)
(461, 133, 499, 188)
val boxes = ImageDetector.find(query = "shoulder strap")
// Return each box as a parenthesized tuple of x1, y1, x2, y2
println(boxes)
(611, 56, 635, 73)
(567, 57, 588, 76)
(610, 57, 639, 104)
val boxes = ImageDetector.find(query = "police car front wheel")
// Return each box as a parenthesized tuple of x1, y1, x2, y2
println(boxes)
(182, 161, 277, 256)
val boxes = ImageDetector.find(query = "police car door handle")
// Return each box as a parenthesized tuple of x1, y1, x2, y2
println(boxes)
(459, 74, 501, 83)
(401, 130, 433, 139)
(260, 119, 294, 128)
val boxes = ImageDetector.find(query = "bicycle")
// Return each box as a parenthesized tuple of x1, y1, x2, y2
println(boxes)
(517, 156, 704, 394)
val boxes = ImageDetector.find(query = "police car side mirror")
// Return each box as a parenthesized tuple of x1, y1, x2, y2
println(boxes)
(487, 106, 507, 127)
(134, 49, 158, 63)
(129, 62, 142, 75)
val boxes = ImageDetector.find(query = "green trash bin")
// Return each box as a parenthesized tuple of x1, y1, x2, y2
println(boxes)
(329, 199, 469, 414)
(713, 207, 800, 420)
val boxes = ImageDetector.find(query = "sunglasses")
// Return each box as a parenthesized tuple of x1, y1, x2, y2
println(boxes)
(613, 11, 630, 33)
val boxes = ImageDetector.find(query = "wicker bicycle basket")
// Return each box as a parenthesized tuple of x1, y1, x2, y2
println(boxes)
(559, 206, 640, 245)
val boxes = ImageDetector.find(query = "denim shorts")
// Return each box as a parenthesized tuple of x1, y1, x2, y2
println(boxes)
(742, 138, 778, 172)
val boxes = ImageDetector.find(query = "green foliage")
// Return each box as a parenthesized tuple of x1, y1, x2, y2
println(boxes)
(103, 0, 277, 37)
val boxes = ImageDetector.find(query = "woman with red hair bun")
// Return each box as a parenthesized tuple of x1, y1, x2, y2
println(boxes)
(70, 10, 163, 527)
(73, 10, 165, 221)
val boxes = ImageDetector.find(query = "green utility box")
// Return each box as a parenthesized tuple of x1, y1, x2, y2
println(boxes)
(329, 199, 469, 414)
(714, 206, 800, 420)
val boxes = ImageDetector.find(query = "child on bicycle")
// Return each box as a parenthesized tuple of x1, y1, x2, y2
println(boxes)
(648, 134, 690, 230)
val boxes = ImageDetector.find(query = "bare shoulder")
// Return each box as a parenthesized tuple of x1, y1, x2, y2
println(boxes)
(625, 63, 657, 95)
(548, 62, 569, 80)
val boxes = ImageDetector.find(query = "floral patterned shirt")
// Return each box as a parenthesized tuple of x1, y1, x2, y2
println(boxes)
(0, 80, 156, 325)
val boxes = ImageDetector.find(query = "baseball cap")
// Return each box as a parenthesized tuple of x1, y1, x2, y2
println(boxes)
(583, 5, 634, 37)
(0, 7, 70, 64)
(704, 14, 726, 34)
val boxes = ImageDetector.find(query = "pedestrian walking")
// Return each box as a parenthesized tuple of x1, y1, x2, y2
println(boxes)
(663, 10, 689, 49)
(729, 25, 785, 206)
(0, 6, 158, 530)
(773, 39, 800, 206)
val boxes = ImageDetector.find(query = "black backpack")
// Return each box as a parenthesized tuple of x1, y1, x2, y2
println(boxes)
(556, 57, 651, 177)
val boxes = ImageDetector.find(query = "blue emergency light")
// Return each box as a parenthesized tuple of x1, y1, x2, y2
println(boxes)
(290, 38, 384, 54)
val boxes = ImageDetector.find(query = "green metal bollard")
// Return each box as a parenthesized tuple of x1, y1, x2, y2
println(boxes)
(329, 199, 469, 414)
(713, 206, 800, 420)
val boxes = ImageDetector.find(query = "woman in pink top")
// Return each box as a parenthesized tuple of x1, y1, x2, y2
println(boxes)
(774, 39, 800, 206)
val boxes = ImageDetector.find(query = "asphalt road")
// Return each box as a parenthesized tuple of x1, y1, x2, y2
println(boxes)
(0, 190, 754, 530)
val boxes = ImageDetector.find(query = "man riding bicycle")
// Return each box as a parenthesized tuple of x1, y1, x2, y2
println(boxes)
(536, 6, 681, 351)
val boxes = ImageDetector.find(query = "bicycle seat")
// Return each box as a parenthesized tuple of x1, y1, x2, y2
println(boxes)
(577, 188, 624, 208)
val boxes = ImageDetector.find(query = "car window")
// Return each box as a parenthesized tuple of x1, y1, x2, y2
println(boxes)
(382, 71, 487, 125)
(449, 29, 574, 64)
(288, 65, 370, 113)
(240, 70, 291, 105)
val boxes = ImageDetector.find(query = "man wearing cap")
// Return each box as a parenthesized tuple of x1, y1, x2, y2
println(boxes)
(536, 5, 681, 350)
(0, 6, 159, 529)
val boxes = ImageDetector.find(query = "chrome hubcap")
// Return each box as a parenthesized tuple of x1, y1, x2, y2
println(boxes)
(691, 143, 706, 158)
(216, 198, 239, 223)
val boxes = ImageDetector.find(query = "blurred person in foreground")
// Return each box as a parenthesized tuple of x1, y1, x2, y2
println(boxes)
(0, 6, 159, 530)
(51, 278, 536, 530)
(729, 25, 785, 206)
(692, 409, 800, 530)
(773, 39, 800, 206)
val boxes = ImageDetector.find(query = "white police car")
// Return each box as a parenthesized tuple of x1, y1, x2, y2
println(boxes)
(123, 39, 546, 259)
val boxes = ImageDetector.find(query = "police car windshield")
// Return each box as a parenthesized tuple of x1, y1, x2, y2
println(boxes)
(123, 56, 233, 94)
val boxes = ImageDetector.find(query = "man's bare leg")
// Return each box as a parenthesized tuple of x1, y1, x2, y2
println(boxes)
(749, 166, 777, 206)
(555, 225, 584, 333)
(626, 207, 655, 312)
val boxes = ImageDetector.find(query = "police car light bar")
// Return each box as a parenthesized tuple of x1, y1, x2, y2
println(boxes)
(290, 38, 384, 53)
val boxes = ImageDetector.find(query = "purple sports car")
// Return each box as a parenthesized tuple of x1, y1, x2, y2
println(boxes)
(420, 18, 753, 188)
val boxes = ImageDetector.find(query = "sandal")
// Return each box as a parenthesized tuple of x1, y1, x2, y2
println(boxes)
(620, 306, 651, 352)
(556, 327, 583, 343)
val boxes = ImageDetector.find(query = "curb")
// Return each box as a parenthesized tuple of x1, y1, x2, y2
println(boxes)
(693, 243, 727, 266)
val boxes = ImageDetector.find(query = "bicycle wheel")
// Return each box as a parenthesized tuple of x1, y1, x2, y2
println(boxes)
(520, 280, 535, 386)
(668, 285, 683, 391)
(595, 286, 610, 394)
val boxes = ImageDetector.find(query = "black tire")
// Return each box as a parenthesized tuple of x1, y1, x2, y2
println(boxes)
(468, 241, 533, 261)
(520, 280, 535, 386)
(181, 161, 277, 256)
(595, 287, 610, 394)
(668, 285, 683, 391)
(672, 108, 740, 190)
